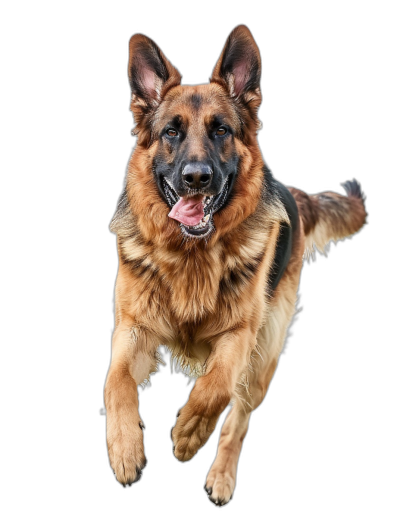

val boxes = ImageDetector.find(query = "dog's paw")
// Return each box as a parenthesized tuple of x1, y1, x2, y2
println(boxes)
(204, 470, 235, 506)
(171, 406, 218, 462)
(107, 422, 146, 486)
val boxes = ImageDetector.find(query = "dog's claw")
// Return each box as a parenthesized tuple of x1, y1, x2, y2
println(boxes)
(208, 495, 228, 507)
(205, 483, 232, 506)
(112, 458, 146, 487)
(204, 485, 212, 495)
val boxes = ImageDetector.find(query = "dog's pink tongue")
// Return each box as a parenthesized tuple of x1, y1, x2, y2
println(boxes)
(168, 196, 204, 226)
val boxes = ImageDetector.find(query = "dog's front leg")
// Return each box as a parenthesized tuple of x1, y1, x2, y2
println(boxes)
(104, 321, 158, 485)
(172, 328, 254, 462)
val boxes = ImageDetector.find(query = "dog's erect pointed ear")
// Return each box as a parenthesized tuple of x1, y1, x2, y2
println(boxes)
(211, 25, 261, 110)
(128, 34, 181, 135)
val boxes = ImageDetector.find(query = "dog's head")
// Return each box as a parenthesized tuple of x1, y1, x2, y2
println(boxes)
(126, 26, 265, 245)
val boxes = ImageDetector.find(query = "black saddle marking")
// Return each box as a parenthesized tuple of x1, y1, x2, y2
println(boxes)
(266, 172, 299, 293)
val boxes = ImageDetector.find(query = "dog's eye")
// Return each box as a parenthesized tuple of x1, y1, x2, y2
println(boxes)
(216, 127, 227, 136)
(166, 128, 178, 137)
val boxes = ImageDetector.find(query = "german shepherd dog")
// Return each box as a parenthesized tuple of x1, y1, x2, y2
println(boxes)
(105, 25, 367, 505)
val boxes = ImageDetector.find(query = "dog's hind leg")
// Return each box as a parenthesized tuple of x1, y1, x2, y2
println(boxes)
(104, 320, 159, 486)
(205, 271, 300, 505)
(204, 357, 278, 506)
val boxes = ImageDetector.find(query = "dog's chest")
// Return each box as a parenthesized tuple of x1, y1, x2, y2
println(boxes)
(119, 219, 273, 335)
(153, 237, 269, 327)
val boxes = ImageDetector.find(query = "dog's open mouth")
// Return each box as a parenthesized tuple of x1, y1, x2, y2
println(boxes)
(162, 176, 231, 238)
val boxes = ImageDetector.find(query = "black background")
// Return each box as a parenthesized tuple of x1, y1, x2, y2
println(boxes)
(69, 3, 388, 529)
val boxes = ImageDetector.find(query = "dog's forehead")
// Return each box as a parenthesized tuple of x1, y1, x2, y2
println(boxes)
(158, 84, 239, 127)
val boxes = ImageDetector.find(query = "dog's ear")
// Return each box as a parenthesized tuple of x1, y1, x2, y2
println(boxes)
(211, 25, 262, 116)
(128, 34, 181, 140)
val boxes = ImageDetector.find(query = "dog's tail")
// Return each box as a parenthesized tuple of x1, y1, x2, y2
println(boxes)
(288, 179, 367, 257)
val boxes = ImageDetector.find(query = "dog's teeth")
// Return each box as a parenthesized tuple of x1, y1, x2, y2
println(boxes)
(204, 214, 210, 223)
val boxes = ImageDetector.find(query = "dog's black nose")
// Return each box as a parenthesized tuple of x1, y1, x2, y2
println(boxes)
(182, 162, 212, 189)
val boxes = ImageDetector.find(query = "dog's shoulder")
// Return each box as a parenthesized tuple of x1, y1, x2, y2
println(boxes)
(109, 186, 139, 240)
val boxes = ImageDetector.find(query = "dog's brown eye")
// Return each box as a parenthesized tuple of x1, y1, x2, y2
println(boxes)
(216, 127, 227, 136)
(166, 128, 178, 137)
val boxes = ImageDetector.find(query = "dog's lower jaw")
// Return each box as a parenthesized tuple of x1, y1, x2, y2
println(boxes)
(180, 219, 214, 239)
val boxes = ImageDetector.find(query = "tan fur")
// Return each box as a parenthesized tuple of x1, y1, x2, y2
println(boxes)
(289, 185, 367, 257)
(104, 25, 367, 503)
